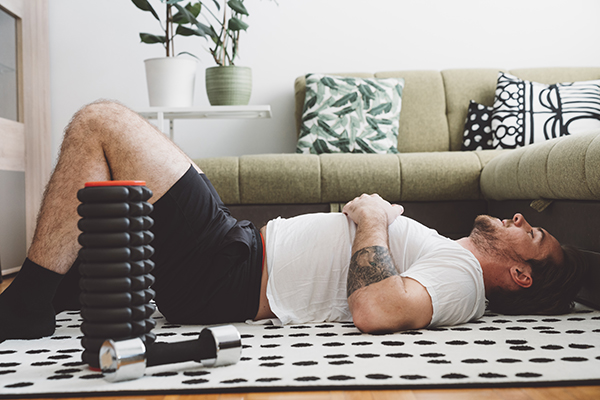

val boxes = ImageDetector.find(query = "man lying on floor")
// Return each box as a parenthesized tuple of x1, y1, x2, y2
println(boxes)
(0, 101, 589, 342)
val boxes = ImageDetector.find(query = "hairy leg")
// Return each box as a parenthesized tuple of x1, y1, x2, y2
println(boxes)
(0, 100, 201, 341)
(29, 100, 201, 274)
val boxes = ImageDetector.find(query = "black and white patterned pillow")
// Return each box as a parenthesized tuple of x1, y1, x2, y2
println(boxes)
(461, 101, 494, 151)
(491, 72, 600, 149)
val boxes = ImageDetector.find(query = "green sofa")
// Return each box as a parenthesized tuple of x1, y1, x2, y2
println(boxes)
(195, 67, 600, 308)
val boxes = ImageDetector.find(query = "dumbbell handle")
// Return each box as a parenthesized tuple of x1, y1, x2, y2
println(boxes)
(100, 325, 241, 382)
(146, 333, 215, 367)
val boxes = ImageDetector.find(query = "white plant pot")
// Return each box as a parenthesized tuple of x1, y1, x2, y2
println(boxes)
(144, 57, 197, 107)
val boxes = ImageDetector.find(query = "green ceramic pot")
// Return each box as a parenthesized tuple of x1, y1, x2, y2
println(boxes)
(205, 66, 252, 106)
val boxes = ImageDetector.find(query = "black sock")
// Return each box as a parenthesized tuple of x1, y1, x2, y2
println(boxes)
(0, 258, 62, 342)
(52, 257, 82, 313)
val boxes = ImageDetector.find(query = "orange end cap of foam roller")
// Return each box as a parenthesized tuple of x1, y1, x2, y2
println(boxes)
(85, 180, 146, 187)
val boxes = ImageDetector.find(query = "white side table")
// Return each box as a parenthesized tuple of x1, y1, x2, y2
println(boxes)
(136, 105, 272, 140)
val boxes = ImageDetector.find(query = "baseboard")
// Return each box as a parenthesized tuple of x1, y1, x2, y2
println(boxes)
(1, 265, 21, 276)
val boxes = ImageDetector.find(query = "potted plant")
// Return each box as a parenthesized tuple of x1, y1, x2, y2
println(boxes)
(132, 0, 204, 107)
(178, 0, 254, 105)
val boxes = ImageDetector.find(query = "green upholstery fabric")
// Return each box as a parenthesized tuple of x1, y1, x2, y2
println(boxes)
(480, 131, 600, 200)
(442, 69, 504, 151)
(320, 154, 401, 203)
(195, 157, 240, 204)
(399, 152, 483, 201)
(473, 149, 510, 169)
(375, 71, 449, 153)
(239, 154, 321, 204)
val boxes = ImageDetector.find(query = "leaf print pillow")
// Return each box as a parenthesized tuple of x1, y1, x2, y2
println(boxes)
(296, 74, 405, 154)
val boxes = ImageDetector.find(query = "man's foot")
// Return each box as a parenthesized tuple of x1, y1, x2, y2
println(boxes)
(0, 258, 62, 342)
(0, 293, 56, 341)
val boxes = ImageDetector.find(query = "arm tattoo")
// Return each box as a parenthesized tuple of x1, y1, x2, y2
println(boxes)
(347, 246, 398, 298)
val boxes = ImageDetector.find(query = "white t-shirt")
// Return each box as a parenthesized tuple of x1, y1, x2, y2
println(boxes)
(265, 213, 485, 327)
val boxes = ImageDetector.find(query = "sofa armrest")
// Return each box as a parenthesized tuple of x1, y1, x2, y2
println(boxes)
(480, 131, 600, 201)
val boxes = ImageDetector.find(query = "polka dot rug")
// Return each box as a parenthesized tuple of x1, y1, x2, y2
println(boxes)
(1, 303, 599, 397)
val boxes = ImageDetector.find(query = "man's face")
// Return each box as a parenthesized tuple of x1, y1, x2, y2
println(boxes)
(470, 213, 563, 265)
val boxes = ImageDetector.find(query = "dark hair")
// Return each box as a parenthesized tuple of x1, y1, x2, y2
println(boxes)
(487, 244, 590, 315)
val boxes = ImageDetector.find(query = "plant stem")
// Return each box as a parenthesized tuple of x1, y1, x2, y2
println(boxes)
(221, 4, 227, 66)
(165, 4, 171, 56)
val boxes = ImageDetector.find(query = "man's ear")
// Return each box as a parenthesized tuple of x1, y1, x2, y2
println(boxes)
(510, 265, 532, 288)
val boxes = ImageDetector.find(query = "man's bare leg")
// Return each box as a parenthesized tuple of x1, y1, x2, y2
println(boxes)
(0, 100, 201, 341)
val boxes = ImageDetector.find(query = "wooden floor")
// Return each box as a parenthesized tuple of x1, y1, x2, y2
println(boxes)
(2, 275, 600, 400)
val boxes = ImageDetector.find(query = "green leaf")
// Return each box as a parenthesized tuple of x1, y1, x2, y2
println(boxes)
(317, 120, 339, 138)
(298, 125, 311, 139)
(313, 139, 331, 154)
(132, 0, 160, 21)
(365, 80, 385, 92)
(173, 3, 195, 24)
(358, 84, 375, 99)
(331, 92, 358, 108)
(176, 51, 200, 60)
(302, 111, 319, 122)
(367, 130, 387, 141)
(196, 21, 217, 38)
(139, 33, 166, 44)
(228, 17, 249, 31)
(184, 2, 202, 17)
(304, 95, 317, 111)
(228, 0, 249, 15)
(365, 115, 380, 130)
(395, 83, 403, 97)
(330, 138, 350, 152)
(320, 77, 338, 90)
(355, 137, 375, 153)
(176, 25, 205, 37)
(369, 102, 392, 116)
(334, 106, 355, 117)
(340, 77, 358, 86)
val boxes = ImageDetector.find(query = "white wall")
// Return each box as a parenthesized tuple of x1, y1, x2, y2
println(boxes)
(48, 0, 600, 162)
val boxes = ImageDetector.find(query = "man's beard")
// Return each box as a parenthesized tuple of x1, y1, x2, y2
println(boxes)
(470, 215, 519, 261)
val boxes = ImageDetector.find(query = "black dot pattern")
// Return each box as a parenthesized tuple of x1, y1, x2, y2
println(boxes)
(0, 304, 599, 395)
(461, 101, 495, 151)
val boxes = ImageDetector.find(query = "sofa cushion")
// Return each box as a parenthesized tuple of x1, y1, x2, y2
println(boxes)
(481, 131, 600, 200)
(320, 153, 401, 202)
(239, 154, 321, 204)
(461, 101, 494, 151)
(399, 152, 483, 201)
(195, 156, 240, 204)
(441, 69, 503, 151)
(296, 74, 404, 154)
(376, 70, 449, 152)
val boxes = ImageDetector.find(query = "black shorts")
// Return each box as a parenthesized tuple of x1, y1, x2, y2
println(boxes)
(150, 165, 263, 324)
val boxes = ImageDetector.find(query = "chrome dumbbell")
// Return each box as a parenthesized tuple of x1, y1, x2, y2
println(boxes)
(99, 325, 242, 382)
